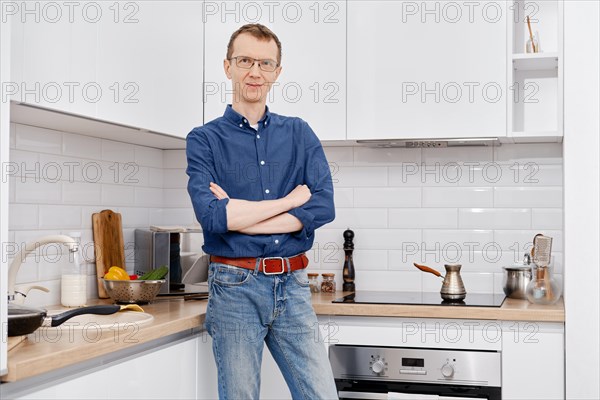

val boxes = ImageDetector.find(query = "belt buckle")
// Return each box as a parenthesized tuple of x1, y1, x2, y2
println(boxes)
(262, 257, 285, 275)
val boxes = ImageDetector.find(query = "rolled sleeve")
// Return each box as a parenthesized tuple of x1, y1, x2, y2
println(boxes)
(186, 128, 229, 234)
(286, 120, 335, 238)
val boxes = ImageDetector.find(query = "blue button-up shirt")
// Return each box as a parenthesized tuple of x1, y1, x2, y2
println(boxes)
(186, 105, 335, 258)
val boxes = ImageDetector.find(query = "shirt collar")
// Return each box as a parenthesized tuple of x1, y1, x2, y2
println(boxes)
(223, 104, 271, 129)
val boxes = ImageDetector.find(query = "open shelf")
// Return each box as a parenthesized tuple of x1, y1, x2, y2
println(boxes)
(512, 53, 559, 71)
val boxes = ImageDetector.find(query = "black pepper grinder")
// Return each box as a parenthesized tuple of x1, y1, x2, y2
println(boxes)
(342, 228, 355, 292)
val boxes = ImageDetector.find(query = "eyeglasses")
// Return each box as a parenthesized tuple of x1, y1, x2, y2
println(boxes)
(229, 56, 279, 72)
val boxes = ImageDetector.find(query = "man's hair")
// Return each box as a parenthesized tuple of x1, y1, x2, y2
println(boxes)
(226, 23, 282, 65)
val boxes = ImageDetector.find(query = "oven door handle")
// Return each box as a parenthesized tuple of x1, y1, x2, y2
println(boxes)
(338, 391, 390, 399)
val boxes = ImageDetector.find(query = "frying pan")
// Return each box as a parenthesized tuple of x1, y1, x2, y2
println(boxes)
(7, 303, 140, 337)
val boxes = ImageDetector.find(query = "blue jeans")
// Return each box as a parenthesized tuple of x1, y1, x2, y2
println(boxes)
(204, 261, 338, 400)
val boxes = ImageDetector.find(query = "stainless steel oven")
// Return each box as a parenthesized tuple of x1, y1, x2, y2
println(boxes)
(330, 345, 501, 399)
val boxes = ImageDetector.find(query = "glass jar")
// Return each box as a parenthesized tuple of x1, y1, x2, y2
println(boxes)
(307, 273, 320, 293)
(61, 232, 87, 307)
(525, 264, 561, 305)
(321, 273, 336, 293)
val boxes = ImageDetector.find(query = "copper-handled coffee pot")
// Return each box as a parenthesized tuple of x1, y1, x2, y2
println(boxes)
(413, 263, 466, 301)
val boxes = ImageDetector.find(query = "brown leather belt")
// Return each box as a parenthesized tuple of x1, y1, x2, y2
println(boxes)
(210, 254, 309, 275)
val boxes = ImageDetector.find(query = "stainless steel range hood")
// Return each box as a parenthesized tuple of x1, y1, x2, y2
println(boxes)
(355, 138, 500, 148)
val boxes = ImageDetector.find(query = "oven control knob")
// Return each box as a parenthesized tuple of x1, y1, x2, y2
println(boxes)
(441, 363, 455, 378)
(371, 359, 386, 375)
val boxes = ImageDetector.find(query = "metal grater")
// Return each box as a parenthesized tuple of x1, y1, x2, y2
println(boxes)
(533, 235, 553, 267)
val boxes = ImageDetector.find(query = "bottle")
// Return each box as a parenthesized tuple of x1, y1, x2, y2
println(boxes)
(525, 264, 561, 305)
(308, 273, 320, 294)
(321, 273, 336, 293)
(61, 232, 87, 307)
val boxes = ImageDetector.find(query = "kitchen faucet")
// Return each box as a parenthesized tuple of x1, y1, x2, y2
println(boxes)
(7, 234, 79, 303)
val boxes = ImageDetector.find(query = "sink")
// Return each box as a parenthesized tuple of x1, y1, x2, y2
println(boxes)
(45, 307, 154, 330)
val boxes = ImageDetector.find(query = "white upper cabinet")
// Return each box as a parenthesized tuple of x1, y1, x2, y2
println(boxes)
(347, 1, 507, 140)
(96, 1, 204, 137)
(204, 1, 346, 141)
(9, 4, 96, 116)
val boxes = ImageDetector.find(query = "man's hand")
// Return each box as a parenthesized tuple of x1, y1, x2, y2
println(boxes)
(209, 182, 229, 200)
(285, 184, 311, 209)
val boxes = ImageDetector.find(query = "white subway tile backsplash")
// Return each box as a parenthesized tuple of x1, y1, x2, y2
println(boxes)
(101, 140, 135, 163)
(494, 187, 563, 208)
(495, 164, 563, 187)
(388, 165, 428, 187)
(326, 208, 388, 229)
(422, 230, 494, 251)
(335, 166, 388, 187)
(352, 229, 421, 250)
(389, 208, 458, 229)
(459, 208, 531, 229)
(163, 169, 189, 189)
(160, 208, 197, 226)
(39, 205, 82, 229)
(460, 272, 495, 294)
(163, 189, 193, 208)
(323, 146, 353, 166)
(333, 188, 354, 208)
(62, 132, 102, 160)
(9, 203, 39, 229)
(356, 271, 422, 292)
(422, 146, 493, 164)
(9, 149, 39, 176)
(163, 150, 187, 169)
(8, 125, 563, 297)
(494, 230, 563, 252)
(135, 146, 164, 168)
(134, 187, 163, 208)
(423, 187, 493, 207)
(353, 249, 388, 271)
(102, 184, 135, 206)
(15, 178, 62, 203)
(354, 147, 421, 165)
(148, 167, 164, 188)
(355, 187, 421, 208)
(119, 207, 150, 228)
(532, 208, 563, 230)
(15, 125, 62, 154)
(63, 181, 102, 205)
(494, 143, 563, 164)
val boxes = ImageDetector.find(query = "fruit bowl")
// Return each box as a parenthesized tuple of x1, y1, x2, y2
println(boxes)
(102, 279, 165, 304)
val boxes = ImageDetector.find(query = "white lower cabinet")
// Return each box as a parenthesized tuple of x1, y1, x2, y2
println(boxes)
(501, 321, 565, 399)
(13, 336, 199, 400)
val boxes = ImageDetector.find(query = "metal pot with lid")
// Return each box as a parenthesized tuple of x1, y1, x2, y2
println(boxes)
(502, 253, 533, 299)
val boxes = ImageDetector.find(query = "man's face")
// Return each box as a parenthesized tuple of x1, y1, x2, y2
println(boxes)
(224, 33, 282, 105)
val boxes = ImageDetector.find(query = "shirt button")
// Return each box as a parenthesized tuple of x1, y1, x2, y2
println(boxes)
(274, 239, 279, 244)
(256, 135, 261, 139)
(260, 160, 265, 166)
(239, 124, 243, 128)
(265, 189, 270, 194)
(265, 121, 268, 126)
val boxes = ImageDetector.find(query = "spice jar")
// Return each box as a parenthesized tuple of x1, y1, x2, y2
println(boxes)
(321, 273, 336, 293)
(307, 273, 320, 293)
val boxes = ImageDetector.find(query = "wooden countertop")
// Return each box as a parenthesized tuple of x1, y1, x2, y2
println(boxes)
(2, 293, 564, 383)
(312, 292, 565, 322)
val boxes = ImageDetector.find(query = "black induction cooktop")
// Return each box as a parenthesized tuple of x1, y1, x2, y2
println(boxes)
(332, 291, 506, 307)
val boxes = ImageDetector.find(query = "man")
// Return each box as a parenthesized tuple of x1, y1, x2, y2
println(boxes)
(186, 24, 338, 399)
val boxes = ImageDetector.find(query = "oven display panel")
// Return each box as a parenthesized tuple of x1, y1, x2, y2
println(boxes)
(401, 358, 424, 368)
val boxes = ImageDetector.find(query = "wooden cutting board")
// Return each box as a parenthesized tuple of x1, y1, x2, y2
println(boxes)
(92, 209, 126, 298)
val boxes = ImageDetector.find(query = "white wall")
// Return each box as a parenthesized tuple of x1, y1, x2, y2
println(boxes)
(564, 1, 600, 398)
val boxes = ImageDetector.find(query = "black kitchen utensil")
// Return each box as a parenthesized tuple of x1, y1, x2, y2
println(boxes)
(8, 303, 123, 337)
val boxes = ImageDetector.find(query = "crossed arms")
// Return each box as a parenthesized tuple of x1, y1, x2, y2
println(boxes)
(208, 182, 311, 235)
